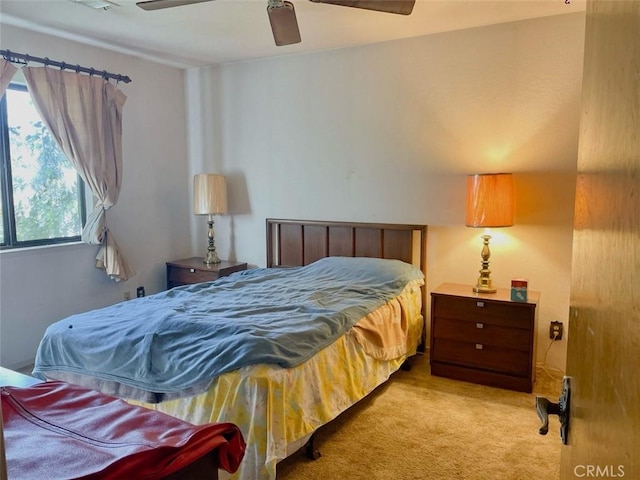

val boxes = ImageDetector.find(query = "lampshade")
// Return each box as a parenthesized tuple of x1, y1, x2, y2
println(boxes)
(193, 174, 228, 215)
(465, 173, 514, 228)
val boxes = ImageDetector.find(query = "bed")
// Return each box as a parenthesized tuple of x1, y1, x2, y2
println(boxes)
(33, 218, 428, 480)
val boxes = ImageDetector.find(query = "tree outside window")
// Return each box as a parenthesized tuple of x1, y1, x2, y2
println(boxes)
(1, 84, 86, 248)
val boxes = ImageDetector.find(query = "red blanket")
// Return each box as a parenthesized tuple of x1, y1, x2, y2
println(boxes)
(2, 381, 245, 479)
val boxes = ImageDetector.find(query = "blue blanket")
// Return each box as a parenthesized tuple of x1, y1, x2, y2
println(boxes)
(33, 257, 423, 396)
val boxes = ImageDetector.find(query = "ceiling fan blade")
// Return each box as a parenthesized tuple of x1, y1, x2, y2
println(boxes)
(136, 0, 214, 11)
(267, 1, 301, 46)
(309, 0, 415, 15)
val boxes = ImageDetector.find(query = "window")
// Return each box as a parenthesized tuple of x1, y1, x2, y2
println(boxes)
(1, 83, 86, 248)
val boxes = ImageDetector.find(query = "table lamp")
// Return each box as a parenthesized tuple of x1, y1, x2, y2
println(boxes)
(193, 173, 227, 265)
(465, 173, 514, 293)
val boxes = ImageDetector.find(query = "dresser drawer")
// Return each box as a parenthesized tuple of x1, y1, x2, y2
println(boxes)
(432, 317, 531, 351)
(432, 295, 533, 329)
(167, 266, 218, 286)
(431, 338, 530, 377)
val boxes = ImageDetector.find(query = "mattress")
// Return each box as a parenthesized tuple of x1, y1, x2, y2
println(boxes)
(33, 257, 424, 401)
(127, 278, 424, 480)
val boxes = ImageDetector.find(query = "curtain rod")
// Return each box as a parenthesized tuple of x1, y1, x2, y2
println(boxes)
(1, 49, 132, 84)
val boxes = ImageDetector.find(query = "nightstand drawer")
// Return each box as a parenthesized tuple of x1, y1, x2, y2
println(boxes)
(167, 266, 219, 285)
(166, 258, 248, 289)
(431, 338, 530, 377)
(433, 295, 533, 329)
(432, 317, 531, 351)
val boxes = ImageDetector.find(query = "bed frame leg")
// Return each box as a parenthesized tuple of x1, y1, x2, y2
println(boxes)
(401, 355, 414, 371)
(305, 432, 321, 460)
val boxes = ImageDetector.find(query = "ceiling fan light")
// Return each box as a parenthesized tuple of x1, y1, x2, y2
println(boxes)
(267, 1, 302, 46)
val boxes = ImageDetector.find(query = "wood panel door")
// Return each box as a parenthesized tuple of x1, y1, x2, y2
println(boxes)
(560, 1, 639, 478)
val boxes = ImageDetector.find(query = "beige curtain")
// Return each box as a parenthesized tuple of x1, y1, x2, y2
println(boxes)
(23, 66, 134, 282)
(0, 59, 18, 96)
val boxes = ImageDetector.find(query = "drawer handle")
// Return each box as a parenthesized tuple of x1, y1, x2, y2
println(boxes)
(476, 301, 485, 308)
(189, 268, 196, 273)
(476, 323, 484, 329)
(475, 344, 484, 350)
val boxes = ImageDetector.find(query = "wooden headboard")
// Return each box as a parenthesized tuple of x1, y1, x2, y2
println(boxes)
(266, 218, 427, 270)
(266, 218, 428, 350)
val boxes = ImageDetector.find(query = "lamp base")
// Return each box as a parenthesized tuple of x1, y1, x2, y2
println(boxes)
(203, 217, 221, 265)
(473, 282, 497, 294)
(473, 234, 497, 294)
(203, 250, 221, 265)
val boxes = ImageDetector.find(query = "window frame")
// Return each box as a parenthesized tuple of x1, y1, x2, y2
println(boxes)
(0, 82, 87, 249)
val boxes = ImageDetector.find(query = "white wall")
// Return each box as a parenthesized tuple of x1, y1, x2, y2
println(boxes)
(0, 13, 585, 373)
(188, 13, 586, 371)
(0, 25, 191, 369)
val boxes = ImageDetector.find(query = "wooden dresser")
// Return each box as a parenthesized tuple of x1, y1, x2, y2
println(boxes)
(166, 257, 247, 289)
(430, 282, 539, 393)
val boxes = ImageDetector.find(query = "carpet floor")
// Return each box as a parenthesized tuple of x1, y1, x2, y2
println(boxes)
(277, 352, 562, 480)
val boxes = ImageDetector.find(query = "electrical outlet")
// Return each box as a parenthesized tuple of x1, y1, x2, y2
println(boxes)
(123, 291, 131, 301)
(550, 321, 563, 340)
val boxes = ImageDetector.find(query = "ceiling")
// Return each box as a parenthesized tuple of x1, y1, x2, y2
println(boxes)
(0, 0, 585, 68)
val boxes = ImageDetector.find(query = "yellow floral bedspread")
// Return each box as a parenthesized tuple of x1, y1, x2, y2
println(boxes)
(128, 279, 424, 480)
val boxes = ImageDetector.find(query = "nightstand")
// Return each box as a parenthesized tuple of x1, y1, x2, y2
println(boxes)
(166, 257, 248, 289)
(430, 282, 539, 393)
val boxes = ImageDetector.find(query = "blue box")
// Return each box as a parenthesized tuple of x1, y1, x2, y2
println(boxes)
(511, 279, 528, 302)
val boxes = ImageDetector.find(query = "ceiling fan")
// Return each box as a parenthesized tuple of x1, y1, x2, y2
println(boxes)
(135, 0, 415, 47)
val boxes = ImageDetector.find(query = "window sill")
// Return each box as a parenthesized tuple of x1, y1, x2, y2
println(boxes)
(0, 241, 88, 258)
